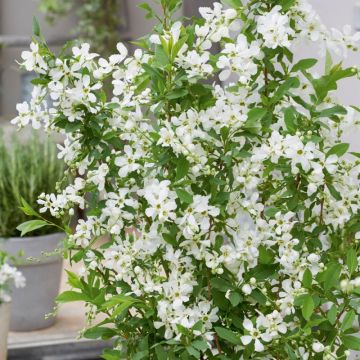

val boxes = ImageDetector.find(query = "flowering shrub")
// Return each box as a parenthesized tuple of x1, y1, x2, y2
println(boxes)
(13, 0, 360, 358)
(0, 251, 25, 304)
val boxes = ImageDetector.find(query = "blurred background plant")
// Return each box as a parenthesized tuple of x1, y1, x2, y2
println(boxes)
(38, 0, 123, 55)
(0, 132, 65, 237)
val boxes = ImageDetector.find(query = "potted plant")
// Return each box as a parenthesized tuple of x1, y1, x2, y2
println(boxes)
(0, 251, 25, 360)
(14, 1, 360, 358)
(0, 132, 66, 331)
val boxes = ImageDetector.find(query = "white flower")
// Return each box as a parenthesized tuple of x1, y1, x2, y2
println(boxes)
(88, 164, 109, 191)
(177, 50, 213, 78)
(217, 34, 261, 83)
(21, 42, 47, 73)
(111, 43, 128, 64)
(72, 43, 98, 64)
(67, 75, 102, 104)
(257, 6, 294, 49)
(256, 310, 287, 339)
(199, 3, 223, 21)
(331, 25, 360, 57)
(298, 12, 326, 43)
(241, 318, 271, 352)
(284, 136, 318, 173)
(150, 22, 182, 46)
(115, 145, 142, 177)
(0, 262, 26, 303)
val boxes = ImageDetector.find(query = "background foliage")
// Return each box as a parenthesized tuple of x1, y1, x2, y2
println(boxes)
(0, 133, 65, 237)
(38, 0, 123, 55)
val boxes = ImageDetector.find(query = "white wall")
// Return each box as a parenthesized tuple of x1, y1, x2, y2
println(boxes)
(310, 0, 360, 150)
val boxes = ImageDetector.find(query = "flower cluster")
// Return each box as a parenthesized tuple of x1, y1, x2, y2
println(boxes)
(0, 252, 25, 303)
(13, 0, 360, 359)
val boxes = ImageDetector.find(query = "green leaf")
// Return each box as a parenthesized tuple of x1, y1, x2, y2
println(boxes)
(327, 304, 337, 325)
(259, 246, 274, 265)
(245, 108, 267, 130)
(84, 326, 117, 340)
(283, 107, 297, 133)
(323, 262, 341, 291)
(250, 264, 278, 281)
(214, 327, 242, 345)
(221, 0, 242, 8)
(325, 50, 333, 75)
(346, 249, 357, 274)
(155, 346, 168, 360)
(186, 346, 200, 358)
(285, 344, 297, 360)
(302, 294, 314, 321)
(31, 78, 50, 86)
(271, 77, 300, 104)
(302, 269, 312, 288)
(171, 36, 188, 61)
(291, 58, 317, 73)
(351, 152, 360, 159)
(341, 310, 355, 332)
(137, 3, 155, 19)
(133, 350, 149, 360)
(250, 289, 267, 305)
(192, 340, 208, 352)
(229, 292, 242, 307)
(19, 197, 40, 217)
(312, 65, 355, 102)
(166, 88, 188, 100)
(66, 270, 83, 289)
(211, 278, 232, 292)
(264, 207, 280, 218)
(342, 335, 360, 350)
(163, 232, 177, 247)
(175, 157, 190, 181)
(247, 108, 267, 124)
(102, 350, 123, 360)
(142, 63, 164, 80)
(327, 183, 342, 201)
(176, 189, 193, 204)
(155, 45, 170, 67)
(279, 0, 296, 10)
(16, 220, 48, 237)
(32, 16, 41, 37)
(103, 294, 141, 309)
(326, 143, 349, 158)
(56, 291, 89, 303)
(317, 105, 347, 118)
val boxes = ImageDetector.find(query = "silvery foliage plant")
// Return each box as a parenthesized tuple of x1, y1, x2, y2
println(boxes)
(0, 252, 25, 304)
(12, 0, 360, 358)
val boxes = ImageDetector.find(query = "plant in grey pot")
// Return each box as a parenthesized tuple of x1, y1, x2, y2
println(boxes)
(0, 133, 66, 331)
(0, 251, 25, 359)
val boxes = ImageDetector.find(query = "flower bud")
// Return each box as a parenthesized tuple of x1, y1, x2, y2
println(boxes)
(312, 342, 324, 353)
(242, 284, 252, 295)
(340, 279, 354, 294)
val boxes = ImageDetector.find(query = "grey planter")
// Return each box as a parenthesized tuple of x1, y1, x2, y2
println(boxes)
(0, 302, 11, 360)
(1, 233, 64, 332)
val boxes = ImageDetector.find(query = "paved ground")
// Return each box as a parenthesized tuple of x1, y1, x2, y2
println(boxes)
(8, 261, 110, 359)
